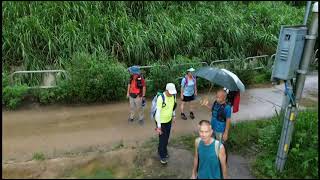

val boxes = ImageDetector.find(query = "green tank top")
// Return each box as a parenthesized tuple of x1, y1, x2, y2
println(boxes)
(197, 139, 221, 179)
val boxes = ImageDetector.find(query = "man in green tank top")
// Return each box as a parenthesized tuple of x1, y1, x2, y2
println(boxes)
(191, 120, 228, 179)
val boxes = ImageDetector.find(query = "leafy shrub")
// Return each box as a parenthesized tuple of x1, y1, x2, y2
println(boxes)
(252, 109, 318, 179)
(54, 51, 129, 103)
(3, 84, 29, 110)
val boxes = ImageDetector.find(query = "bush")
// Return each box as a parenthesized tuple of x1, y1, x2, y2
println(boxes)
(146, 55, 211, 96)
(3, 84, 29, 110)
(252, 109, 318, 179)
(146, 62, 174, 96)
(53, 52, 129, 103)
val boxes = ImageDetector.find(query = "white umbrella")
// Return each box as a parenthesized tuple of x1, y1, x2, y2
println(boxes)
(221, 69, 245, 92)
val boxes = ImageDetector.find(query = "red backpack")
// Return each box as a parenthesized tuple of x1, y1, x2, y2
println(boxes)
(130, 74, 144, 95)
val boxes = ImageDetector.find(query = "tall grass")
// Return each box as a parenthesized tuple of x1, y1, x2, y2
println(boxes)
(3, 1, 304, 70)
(2, 1, 306, 109)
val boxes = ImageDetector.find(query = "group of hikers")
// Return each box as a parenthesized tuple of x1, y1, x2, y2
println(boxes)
(126, 65, 236, 179)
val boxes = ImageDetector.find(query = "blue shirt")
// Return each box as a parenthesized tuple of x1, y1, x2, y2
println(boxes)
(181, 77, 195, 96)
(211, 102, 231, 133)
(197, 139, 221, 179)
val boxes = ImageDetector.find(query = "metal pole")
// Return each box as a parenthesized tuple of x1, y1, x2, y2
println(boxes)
(275, 2, 318, 172)
(303, 1, 312, 25)
(295, 2, 318, 102)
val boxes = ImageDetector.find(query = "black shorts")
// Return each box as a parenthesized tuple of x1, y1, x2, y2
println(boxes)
(182, 94, 195, 102)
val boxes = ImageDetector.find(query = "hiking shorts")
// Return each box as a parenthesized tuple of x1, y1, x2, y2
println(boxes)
(182, 94, 195, 102)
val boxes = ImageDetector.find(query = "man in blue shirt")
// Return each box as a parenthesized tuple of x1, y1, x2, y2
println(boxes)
(201, 89, 231, 161)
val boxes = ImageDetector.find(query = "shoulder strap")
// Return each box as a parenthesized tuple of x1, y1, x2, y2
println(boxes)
(184, 76, 188, 87)
(160, 93, 166, 107)
(214, 139, 221, 159)
(195, 137, 201, 148)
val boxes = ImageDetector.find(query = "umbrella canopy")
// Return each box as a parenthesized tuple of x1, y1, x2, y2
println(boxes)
(193, 66, 245, 92)
(221, 69, 245, 92)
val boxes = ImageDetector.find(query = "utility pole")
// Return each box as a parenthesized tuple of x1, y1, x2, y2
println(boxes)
(275, 2, 318, 172)
(280, 1, 312, 117)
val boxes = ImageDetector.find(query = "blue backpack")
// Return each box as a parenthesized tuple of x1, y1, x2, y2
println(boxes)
(150, 92, 176, 122)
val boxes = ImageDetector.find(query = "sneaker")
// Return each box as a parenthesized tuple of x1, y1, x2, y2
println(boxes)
(181, 113, 187, 120)
(190, 112, 195, 119)
(128, 118, 134, 122)
(160, 158, 168, 165)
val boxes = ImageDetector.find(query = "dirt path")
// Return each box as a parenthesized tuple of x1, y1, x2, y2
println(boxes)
(2, 73, 318, 178)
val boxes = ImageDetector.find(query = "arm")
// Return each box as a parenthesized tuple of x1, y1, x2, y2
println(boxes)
(127, 84, 130, 98)
(194, 80, 197, 96)
(142, 79, 146, 97)
(155, 96, 162, 134)
(181, 87, 184, 100)
(219, 145, 228, 179)
(191, 138, 201, 179)
(181, 78, 185, 100)
(223, 106, 232, 141)
(142, 86, 146, 97)
(223, 118, 231, 141)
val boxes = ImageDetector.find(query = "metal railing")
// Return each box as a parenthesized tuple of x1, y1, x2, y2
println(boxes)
(171, 62, 209, 83)
(312, 49, 318, 65)
(171, 61, 208, 69)
(10, 70, 69, 89)
(210, 54, 276, 70)
(9, 54, 281, 89)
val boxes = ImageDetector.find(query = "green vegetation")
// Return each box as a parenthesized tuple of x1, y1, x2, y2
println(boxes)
(2, 71, 29, 109)
(172, 108, 318, 179)
(2, 1, 304, 69)
(32, 152, 45, 161)
(75, 169, 114, 179)
(252, 109, 318, 179)
(170, 134, 198, 153)
(2, 1, 306, 109)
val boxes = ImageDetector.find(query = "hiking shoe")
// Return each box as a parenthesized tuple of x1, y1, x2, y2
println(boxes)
(160, 158, 168, 165)
(128, 118, 134, 123)
(181, 113, 187, 120)
(190, 112, 195, 119)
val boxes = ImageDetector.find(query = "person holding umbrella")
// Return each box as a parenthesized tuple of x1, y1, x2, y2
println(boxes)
(180, 68, 197, 120)
(201, 89, 231, 163)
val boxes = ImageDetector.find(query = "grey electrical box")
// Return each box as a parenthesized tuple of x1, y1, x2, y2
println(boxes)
(271, 25, 307, 80)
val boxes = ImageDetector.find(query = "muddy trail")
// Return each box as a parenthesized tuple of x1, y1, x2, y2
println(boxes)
(2, 73, 318, 178)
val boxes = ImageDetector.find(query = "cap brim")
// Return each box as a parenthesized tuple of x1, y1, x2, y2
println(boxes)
(168, 89, 177, 95)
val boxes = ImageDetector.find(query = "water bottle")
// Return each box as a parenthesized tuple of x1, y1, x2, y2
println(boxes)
(142, 97, 146, 107)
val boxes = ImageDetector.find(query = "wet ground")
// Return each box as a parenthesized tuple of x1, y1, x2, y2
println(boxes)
(2, 72, 318, 178)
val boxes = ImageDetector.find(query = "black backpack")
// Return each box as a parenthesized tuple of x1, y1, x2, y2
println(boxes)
(213, 101, 227, 122)
(130, 74, 144, 94)
(226, 91, 237, 107)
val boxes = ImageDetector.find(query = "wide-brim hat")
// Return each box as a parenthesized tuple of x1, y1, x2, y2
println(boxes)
(187, 67, 195, 72)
